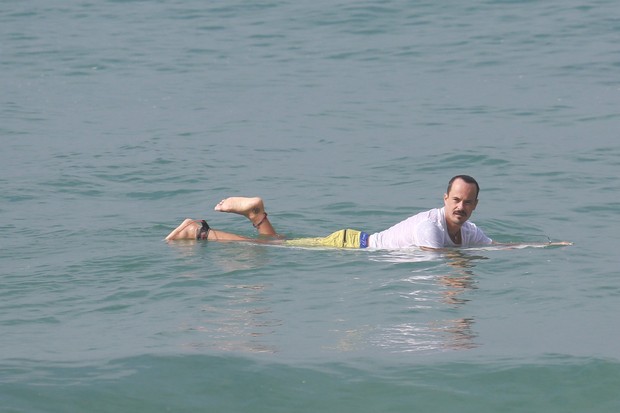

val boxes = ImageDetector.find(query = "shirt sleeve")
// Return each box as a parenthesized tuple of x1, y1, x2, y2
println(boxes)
(414, 220, 446, 248)
(464, 223, 492, 245)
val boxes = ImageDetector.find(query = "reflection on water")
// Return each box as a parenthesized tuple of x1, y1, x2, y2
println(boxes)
(373, 317, 478, 353)
(170, 243, 489, 355)
(182, 283, 281, 354)
(440, 250, 486, 306)
(166, 240, 271, 272)
(369, 248, 446, 263)
(166, 241, 279, 353)
(372, 249, 486, 353)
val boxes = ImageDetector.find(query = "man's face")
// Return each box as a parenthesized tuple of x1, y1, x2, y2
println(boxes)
(443, 179, 479, 228)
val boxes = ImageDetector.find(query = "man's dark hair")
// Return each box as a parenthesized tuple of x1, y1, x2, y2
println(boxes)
(447, 175, 480, 198)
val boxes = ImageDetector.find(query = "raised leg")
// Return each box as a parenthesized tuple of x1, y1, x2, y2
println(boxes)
(214, 197, 277, 236)
(165, 197, 278, 242)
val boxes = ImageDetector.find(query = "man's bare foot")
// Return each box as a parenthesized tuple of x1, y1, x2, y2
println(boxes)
(165, 218, 199, 241)
(214, 196, 276, 236)
(214, 197, 265, 224)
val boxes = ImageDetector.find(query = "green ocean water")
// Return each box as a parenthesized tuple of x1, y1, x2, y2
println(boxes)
(2, 0, 620, 412)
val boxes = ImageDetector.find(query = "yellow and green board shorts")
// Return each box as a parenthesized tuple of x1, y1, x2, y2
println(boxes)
(284, 229, 369, 249)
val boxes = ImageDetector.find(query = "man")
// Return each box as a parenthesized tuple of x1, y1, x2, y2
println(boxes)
(165, 175, 501, 250)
